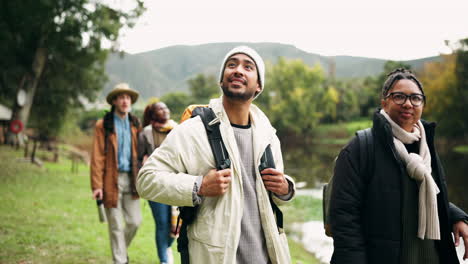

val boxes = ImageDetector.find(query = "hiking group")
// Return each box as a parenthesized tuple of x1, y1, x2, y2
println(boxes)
(90, 45, 468, 264)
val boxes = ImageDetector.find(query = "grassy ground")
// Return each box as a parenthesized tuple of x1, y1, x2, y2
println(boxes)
(0, 145, 320, 264)
(453, 145, 468, 154)
(283, 195, 323, 223)
(0, 145, 164, 264)
(311, 119, 372, 145)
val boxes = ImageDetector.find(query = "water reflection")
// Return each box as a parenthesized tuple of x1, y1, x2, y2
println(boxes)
(283, 140, 468, 212)
(441, 150, 468, 212)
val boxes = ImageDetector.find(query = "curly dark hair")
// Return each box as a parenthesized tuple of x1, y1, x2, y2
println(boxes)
(382, 68, 424, 98)
(142, 103, 159, 127)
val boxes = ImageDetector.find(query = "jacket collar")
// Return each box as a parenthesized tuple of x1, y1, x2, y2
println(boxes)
(209, 96, 275, 133)
(209, 96, 276, 154)
(373, 108, 436, 146)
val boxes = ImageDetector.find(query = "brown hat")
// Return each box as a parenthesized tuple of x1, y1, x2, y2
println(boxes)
(106, 83, 139, 105)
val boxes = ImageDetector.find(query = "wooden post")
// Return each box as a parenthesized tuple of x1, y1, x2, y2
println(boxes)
(53, 144, 59, 163)
(24, 139, 29, 158)
(31, 138, 37, 163)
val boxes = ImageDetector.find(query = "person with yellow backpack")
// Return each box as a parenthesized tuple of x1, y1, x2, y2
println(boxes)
(137, 46, 295, 264)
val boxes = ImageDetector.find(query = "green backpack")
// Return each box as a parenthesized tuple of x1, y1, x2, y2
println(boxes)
(322, 128, 374, 237)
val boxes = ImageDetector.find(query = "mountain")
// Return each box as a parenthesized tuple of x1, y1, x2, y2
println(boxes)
(103, 42, 441, 100)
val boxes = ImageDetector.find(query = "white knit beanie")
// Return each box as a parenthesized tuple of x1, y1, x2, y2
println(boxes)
(218, 46, 265, 99)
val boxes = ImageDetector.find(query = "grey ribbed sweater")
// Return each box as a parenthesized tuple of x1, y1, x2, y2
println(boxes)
(232, 125, 270, 264)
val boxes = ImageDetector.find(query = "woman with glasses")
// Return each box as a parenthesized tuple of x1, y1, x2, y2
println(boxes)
(329, 68, 468, 264)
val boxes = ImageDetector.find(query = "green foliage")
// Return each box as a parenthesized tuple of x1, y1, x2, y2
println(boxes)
(453, 145, 468, 154)
(160, 74, 219, 121)
(258, 58, 326, 136)
(188, 74, 220, 104)
(453, 39, 468, 138)
(420, 38, 468, 138)
(320, 86, 340, 122)
(77, 109, 108, 130)
(344, 119, 374, 135)
(335, 80, 361, 121)
(161, 92, 192, 121)
(0, 0, 145, 137)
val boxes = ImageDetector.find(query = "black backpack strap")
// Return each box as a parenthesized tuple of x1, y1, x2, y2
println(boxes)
(356, 128, 374, 182)
(177, 107, 230, 264)
(192, 107, 231, 170)
(259, 145, 284, 231)
(102, 111, 114, 154)
(177, 108, 284, 262)
(177, 217, 190, 264)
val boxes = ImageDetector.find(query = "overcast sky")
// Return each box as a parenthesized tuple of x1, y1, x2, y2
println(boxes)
(118, 0, 468, 61)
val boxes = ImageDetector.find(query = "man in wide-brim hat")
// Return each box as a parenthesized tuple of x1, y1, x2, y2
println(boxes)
(91, 82, 142, 264)
(106, 83, 139, 105)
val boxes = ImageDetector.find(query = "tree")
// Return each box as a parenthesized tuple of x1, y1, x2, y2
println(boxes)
(453, 38, 468, 138)
(260, 58, 326, 137)
(188, 74, 220, 103)
(419, 38, 468, 138)
(0, 0, 145, 141)
(161, 92, 191, 121)
(320, 86, 340, 122)
(334, 79, 360, 121)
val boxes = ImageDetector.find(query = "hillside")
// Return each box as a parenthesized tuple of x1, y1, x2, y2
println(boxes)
(103, 42, 441, 100)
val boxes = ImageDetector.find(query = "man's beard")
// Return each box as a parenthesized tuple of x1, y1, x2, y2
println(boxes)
(221, 84, 256, 101)
(115, 105, 130, 115)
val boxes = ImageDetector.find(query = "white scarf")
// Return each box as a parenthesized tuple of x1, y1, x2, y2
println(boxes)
(380, 109, 440, 240)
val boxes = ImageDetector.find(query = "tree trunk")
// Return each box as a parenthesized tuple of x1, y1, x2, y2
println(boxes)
(6, 47, 47, 145)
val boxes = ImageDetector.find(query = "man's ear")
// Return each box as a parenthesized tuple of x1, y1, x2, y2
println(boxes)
(256, 82, 261, 93)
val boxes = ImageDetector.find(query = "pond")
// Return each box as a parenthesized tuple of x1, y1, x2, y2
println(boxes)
(282, 139, 468, 212)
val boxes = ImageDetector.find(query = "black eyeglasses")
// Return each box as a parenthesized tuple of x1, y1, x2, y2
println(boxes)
(385, 92, 425, 107)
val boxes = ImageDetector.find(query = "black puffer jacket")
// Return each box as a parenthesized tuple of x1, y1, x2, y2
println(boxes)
(329, 110, 467, 264)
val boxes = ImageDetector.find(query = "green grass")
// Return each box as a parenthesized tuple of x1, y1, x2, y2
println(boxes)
(289, 238, 321, 264)
(0, 145, 321, 264)
(283, 195, 323, 223)
(453, 145, 468, 154)
(313, 119, 372, 144)
(0, 145, 167, 264)
(343, 119, 373, 135)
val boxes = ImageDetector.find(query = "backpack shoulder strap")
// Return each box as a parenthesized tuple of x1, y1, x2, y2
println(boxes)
(259, 144, 284, 231)
(356, 127, 374, 182)
(259, 144, 276, 171)
(191, 107, 231, 170)
(180, 104, 209, 123)
(103, 111, 114, 154)
(128, 113, 141, 129)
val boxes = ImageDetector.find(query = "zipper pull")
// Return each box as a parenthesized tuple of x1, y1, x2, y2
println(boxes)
(208, 116, 220, 126)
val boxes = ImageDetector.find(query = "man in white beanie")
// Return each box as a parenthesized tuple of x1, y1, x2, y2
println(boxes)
(91, 83, 142, 264)
(137, 46, 295, 264)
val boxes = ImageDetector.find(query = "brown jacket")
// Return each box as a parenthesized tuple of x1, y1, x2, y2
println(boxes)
(90, 116, 140, 208)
